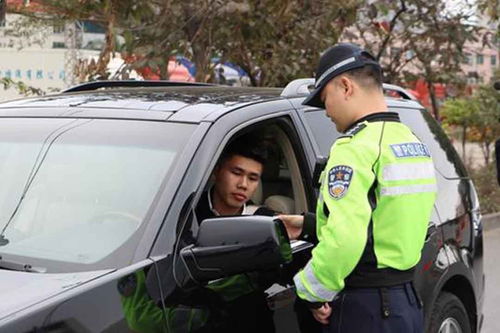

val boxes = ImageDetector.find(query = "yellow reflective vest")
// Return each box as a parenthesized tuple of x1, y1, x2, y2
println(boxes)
(294, 112, 437, 303)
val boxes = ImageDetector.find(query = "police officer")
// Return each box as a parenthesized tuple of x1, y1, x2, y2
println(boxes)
(287, 43, 437, 332)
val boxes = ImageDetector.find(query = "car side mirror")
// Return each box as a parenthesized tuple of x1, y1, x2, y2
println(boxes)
(179, 215, 292, 285)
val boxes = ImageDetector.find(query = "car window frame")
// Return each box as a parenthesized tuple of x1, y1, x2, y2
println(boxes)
(149, 101, 295, 258)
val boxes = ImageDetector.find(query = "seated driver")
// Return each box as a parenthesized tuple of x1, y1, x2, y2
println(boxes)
(120, 134, 278, 333)
(195, 133, 274, 221)
(194, 134, 277, 333)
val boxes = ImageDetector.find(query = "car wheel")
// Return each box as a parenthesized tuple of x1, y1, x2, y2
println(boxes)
(428, 292, 472, 333)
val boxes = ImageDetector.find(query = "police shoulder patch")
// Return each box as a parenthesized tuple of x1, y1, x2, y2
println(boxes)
(339, 122, 367, 138)
(346, 122, 367, 136)
(328, 165, 354, 199)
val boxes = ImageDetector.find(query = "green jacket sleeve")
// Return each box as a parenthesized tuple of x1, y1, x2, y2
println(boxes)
(294, 139, 377, 302)
(121, 270, 167, 333)
(121, 270, 210, 333)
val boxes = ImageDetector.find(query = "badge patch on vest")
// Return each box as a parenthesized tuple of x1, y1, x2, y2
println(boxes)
(328, 165, 354, 199)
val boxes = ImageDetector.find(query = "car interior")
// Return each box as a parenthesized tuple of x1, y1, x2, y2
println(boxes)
(198, 122, 308, 219)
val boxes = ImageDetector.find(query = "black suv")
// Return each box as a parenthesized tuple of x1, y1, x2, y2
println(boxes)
(0, 80, 484, 333)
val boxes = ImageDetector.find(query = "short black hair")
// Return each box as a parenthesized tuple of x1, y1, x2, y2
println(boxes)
(344, 62, 383, 90)
(218, 134, 268, 166)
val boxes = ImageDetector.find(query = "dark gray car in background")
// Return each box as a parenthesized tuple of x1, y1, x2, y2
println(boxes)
(0, 80, 485, 332)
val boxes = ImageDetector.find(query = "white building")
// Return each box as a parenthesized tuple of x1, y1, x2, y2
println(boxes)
(461, 15, 499, 85)
(0, 10, 105, 101)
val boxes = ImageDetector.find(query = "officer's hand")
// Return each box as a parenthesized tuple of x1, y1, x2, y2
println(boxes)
(277, 214, 303, 240)
(311, 303, 332, 325)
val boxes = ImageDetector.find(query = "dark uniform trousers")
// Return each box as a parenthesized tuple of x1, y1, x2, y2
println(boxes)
(323, 283, 423, 333)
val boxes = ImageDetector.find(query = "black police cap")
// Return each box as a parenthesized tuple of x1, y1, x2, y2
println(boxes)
(302, 43, 381, 108)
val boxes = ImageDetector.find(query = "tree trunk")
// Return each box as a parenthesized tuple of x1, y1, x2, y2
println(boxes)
(462, 125, 467, 162)
(182, 2, 212, 83)
(95, 0, 116, 80)
(426, 79, 440, 120)
(238, 61, 258, 87)
(375, 0, 407, 61)
(482, 141, 491, 166)
(159, 61, 169, 80)
(193, 43, 211, 83)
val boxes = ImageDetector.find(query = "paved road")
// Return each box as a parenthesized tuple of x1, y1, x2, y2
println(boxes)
(482, 227, 500, 332)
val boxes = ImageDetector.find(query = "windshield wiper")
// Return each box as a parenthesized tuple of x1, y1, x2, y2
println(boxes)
(0, 234, 8, 246)
(0, 255, 46, 273)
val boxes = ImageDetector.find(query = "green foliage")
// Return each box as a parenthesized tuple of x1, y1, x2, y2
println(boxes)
(344, 0, 479, 118)
(10, 0, 488, 91)
(442, 85, 500, 165)
(214, 0, 360, 86)
(442, 98, 476, 127)
(442, 84, 500, 213)
(470, 163, 500, 214)
(470, 86, 500, 165)
(477, 0, 499, 32)
(16, 0, 360, 85)
(0, 77, 45, 96)
(346, 0, 478, 83)
(1, 15, 51, 50)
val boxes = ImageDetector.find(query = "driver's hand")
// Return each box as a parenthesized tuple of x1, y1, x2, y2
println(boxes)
(277, 214, 303, 240)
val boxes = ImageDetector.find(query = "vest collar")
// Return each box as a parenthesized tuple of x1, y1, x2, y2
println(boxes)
(344, 112, 400, 134)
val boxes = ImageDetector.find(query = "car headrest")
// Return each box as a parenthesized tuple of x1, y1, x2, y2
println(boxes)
(264, 195, 295, 214)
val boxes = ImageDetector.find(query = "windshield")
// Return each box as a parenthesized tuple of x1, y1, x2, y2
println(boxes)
(0, 118, 195, 270)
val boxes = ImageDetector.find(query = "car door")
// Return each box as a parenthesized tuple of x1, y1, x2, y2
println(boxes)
(395, 107, 482, 329)
(5, 261, 161, 333)
(148, 102, 321, 333)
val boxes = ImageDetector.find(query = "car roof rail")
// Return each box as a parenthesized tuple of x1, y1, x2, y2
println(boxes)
(382, 83, 415, 100)
(281, 78, 315, 97)
(62, 80, 213, 93)
(282, 79, 415, 101)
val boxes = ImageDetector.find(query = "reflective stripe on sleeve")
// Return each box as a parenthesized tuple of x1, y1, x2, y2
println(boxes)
(382, 162, 435, 181)
(293, 260, 338, 302)
(381, 183, 437, 196)
(293, 272, 322, 302)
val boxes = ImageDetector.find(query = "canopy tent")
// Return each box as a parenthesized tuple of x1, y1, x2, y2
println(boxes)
(116, 55, 249, 85)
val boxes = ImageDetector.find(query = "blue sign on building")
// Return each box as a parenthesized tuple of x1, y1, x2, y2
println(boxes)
(0, 69, 64, 81)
